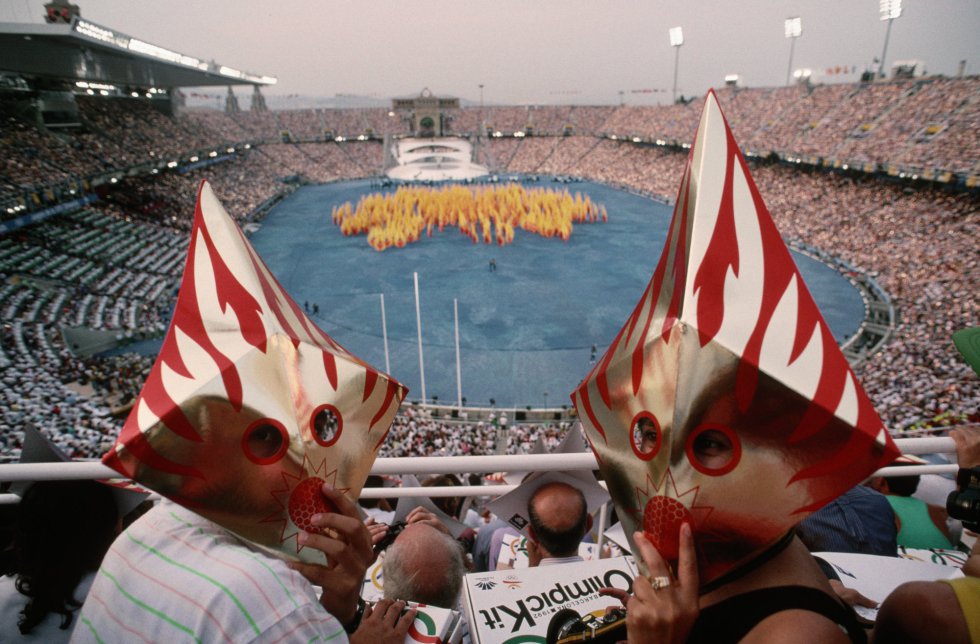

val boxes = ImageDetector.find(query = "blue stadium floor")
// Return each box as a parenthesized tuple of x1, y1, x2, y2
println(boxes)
(249, 178, 865, 409)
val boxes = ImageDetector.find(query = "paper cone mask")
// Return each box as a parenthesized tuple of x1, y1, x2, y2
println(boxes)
(570, 91, 898, 583)
(104, 182, 407, 562)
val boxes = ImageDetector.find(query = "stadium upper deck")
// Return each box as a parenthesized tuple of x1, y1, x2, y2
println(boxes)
(1, 75, 979, 218)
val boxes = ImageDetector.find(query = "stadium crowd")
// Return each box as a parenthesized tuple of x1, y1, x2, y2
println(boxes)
(0, 76, 977, 462)
(378, 406, 570, 459)
(4, 76, 979, 209)
(0, 87, 977, 644)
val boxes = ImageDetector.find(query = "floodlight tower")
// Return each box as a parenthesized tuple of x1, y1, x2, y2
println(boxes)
(479, 83, 485, 133)
(785, 17, 802, 86)
(669, 26, 684, 104)
(878, 0, 902, 79)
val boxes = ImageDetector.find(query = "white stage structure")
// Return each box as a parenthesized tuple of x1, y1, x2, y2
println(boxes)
(386, 137, 488, 182)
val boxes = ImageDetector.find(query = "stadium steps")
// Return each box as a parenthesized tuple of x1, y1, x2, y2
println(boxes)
(830, 82, 921, 159)
(333, 140, 370, 176)
(557, 136, 606, 175)
(898, 81, 978, 172)
(502, 138, 524, 171)
(741, 87, 805, 153)
(808, 85, 874, 152)
(293, 142, 319, 165)
(783, 87, 852, 154)
(567, 106, 616, 136)
(889, 82, 941, 165)
(531, 137, 565, 173)
(253, 145, 304, 180)
(469, 135, 495, 172)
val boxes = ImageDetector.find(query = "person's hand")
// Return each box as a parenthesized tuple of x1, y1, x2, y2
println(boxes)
(598, 586, 629, 606)
(625, 524, 699, 644)
(365, 518, 389, 549)
(950, 426, 980, 469)
(349, 599, 416, 644)
(287, 484, 375, 628)
(405, 506, 451, 535)
(828, 579, 878, 609)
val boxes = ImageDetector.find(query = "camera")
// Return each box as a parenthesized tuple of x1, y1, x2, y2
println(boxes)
(372, 521, 408, 554)
(946, 467, 980, 532)
(546, 607, 627, 644)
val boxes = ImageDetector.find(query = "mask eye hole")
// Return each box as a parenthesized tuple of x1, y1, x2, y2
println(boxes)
(629, 412, 661, 461)
(685, 424, 741, 476)
(242, 419, 288, 465)
(311, 404, 343, 447)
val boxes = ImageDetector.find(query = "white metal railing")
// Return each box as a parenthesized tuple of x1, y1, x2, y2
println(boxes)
(0, 437, 959, 505)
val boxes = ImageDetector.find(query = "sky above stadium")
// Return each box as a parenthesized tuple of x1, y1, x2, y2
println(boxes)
(2, 0, 978, 106)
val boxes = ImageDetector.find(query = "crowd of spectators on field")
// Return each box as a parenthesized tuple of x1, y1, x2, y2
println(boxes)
(378, 405, 570, 459)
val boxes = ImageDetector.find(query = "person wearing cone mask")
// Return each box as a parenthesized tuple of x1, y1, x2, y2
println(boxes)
(72, 183, 413, 643)
(578, 92, 895, 643)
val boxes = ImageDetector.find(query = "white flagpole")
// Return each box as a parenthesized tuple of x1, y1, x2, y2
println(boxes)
(380, 293, 390, 374)
(454, 298, 462, 408)
(413, 272, 427, 403)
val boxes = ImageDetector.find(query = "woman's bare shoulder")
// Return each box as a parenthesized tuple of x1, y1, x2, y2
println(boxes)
(739, 609, 853, 644)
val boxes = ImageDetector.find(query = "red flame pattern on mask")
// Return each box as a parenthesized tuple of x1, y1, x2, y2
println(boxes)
(571, 91, 898, 580)
(105, 181, 407, 483)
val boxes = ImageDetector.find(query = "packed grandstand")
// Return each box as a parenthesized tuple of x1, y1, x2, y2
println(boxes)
(0, 75, 978, 461)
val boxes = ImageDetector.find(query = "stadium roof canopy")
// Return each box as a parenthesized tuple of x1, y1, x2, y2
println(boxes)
(0, 17, 276, 88)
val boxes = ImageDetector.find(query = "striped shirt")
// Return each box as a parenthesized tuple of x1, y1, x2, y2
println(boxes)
(70, 501, 347, 644)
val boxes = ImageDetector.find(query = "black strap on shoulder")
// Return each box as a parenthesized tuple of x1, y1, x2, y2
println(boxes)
(687, 585, 867, 643)
(699, 531, 795, 595)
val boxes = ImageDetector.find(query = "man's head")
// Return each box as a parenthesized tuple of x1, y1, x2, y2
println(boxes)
(571, 92, 899, 584)
(527, 481, 591, 559)
(868, 460, 921, 497)
(104, 183, 407, 562)
(422, 474, 463, 518)
(382, 523, 465, 609)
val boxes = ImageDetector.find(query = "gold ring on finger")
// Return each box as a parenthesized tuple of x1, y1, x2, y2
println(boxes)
(649, 575, 671, 590)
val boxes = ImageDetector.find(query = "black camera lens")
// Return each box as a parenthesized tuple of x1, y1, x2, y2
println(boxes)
(373, 521, 408, 554)
(946, 466, 980, 532)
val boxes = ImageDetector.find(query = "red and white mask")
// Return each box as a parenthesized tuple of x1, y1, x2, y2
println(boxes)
(571, 92, 898, 584)
(105, 182, 406, 562)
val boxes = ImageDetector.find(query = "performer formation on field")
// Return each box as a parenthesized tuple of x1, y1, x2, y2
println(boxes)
(331, 183, 608, 251)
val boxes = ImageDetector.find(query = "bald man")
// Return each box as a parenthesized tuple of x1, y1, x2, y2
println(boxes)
(382, 523, 466, 609)
(526, 481, 593, 567)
